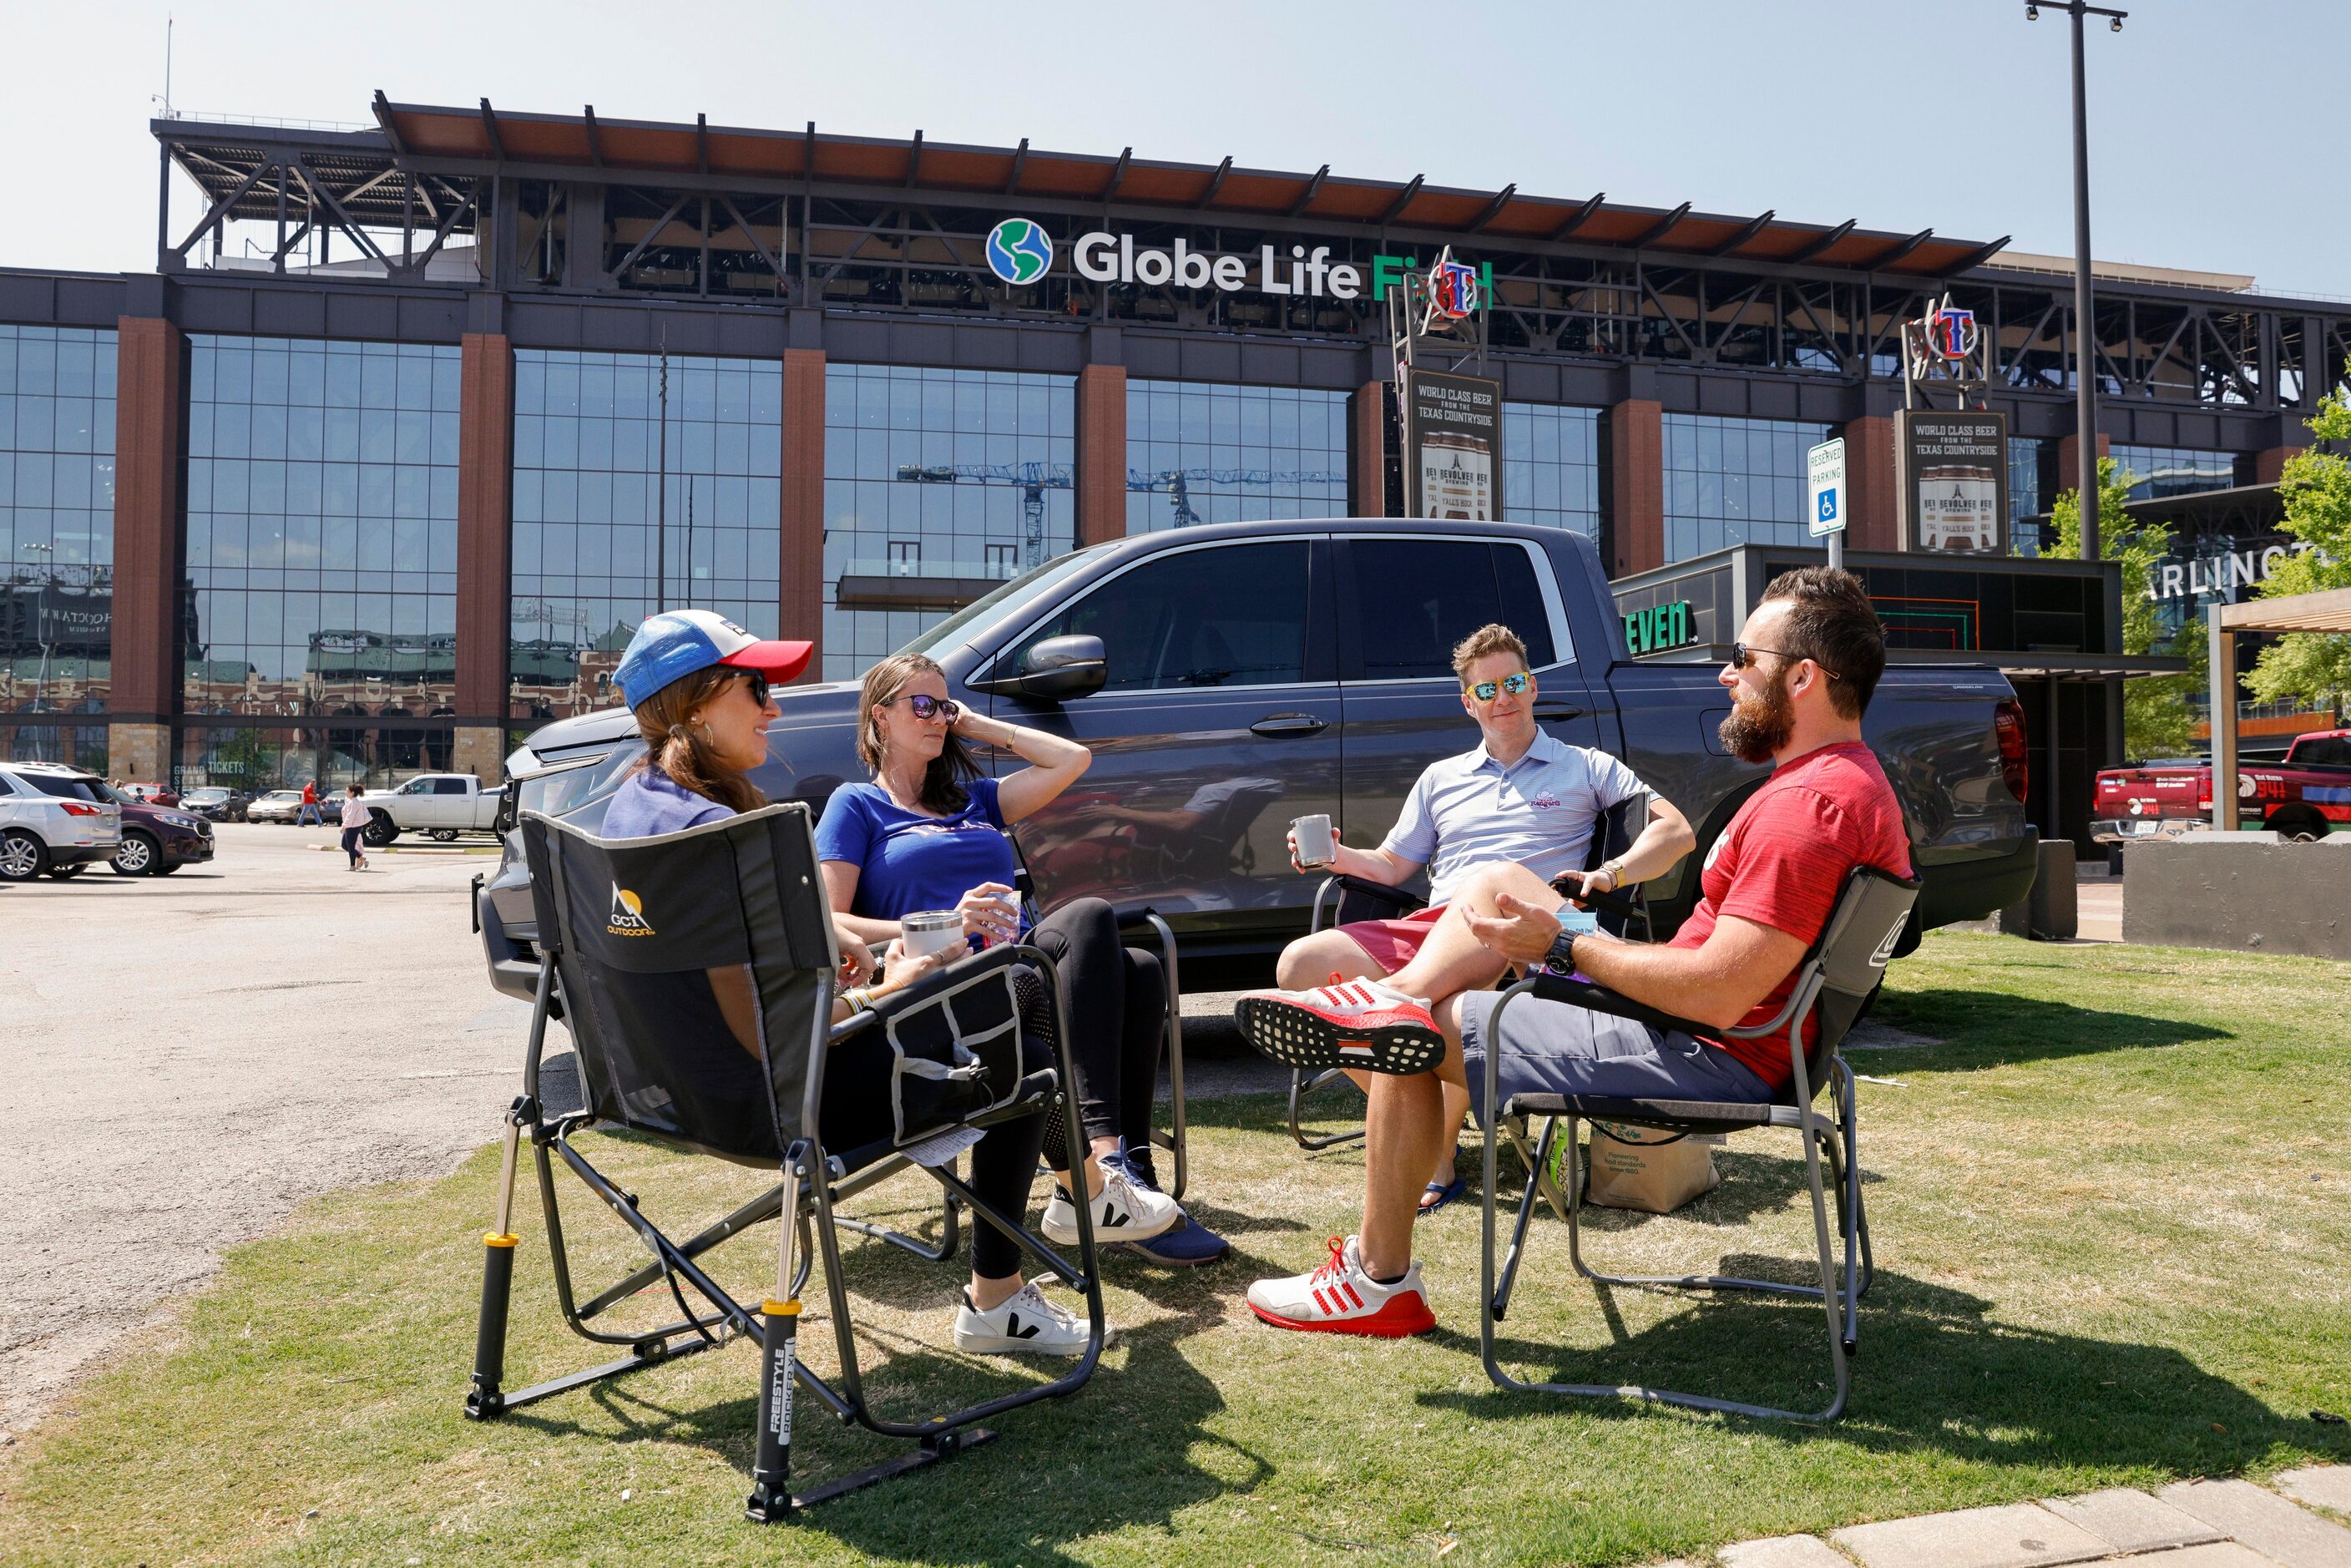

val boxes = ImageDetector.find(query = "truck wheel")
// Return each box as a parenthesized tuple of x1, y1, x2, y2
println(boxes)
(2266, 807, 2327, 842)
(0, 829, 46, 882)
(429, 827, 460, 842)
(363, 811, 400, 847)
(113, 831, 159, 875)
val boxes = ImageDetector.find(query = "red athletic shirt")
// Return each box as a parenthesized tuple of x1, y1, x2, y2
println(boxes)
(1667, 741, 1912, 1090)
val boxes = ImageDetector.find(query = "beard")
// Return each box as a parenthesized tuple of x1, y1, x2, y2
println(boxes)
(1718, 667, 1796, 763)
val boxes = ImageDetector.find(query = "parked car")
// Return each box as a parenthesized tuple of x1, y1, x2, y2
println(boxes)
(115, 782, 180, 807)
(353, 772, 504, 846)
(0, 761, 124, 882)
(179, 787, 250, 823)
(86, 776, 215, 875)
(2092, 729, 2351, 844)
(246, 788, 308, 824)
(476, 519, 2040, 1002)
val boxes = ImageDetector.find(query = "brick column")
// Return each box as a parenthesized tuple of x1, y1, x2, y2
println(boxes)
(2252, 445, 2305, 485)
(1605, 397, 1664, 577)
(1839, 414, 1897, 552)
(1350, 380, 1388, 518)
(2057, 430, 2111, 495)
(453, 331, 513, 781)
(780, 346, 827, 681)
(1075, 362, 1127, 545)
(107, 316, 185, 781)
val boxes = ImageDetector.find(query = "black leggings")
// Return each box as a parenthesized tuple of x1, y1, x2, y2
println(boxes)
(341, 826, 364, 867)
(1029, 898, 1165, 1160)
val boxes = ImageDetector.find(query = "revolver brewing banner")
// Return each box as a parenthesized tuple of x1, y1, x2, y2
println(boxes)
(1897, 409, 2010, 554)
(1407, 370, 1504, 521)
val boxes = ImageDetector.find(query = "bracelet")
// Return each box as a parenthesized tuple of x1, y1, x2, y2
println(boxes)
(1600, 858, 1630, 889)
(842, 988, 872, 1014)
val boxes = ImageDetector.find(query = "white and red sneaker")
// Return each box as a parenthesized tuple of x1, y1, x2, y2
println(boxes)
(1246, 1236, 1435, 1337)
(1234, 974, 1445, 1075)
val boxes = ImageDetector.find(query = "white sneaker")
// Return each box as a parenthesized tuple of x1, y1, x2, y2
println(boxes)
(951, 1277, 1092, 1356)
(1234, 975, 1445, 1076)
(1246, 1235, 1436, 1338)
(1040, 1152, 1182, 1244)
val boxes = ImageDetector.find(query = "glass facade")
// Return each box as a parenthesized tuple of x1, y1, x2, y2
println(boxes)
(513, 351, 782, 719)
(824, 364, 1074, 681)
(1502, 402, 1600, 539)
(1662, 412, 1833, 561)
(2111, 443, 2241, 502)
(2008, 435, 2055, 555)
(1124, 381, 1347, 534)
(182, 337, 460, 781)
(0, 326, 115, 768)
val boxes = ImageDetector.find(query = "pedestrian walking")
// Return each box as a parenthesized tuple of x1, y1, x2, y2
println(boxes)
(296, 778, 324, 827)
(339, 784, 371, 871)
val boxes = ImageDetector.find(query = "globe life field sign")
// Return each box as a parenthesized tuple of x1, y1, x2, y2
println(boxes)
(982, 216, 1485, 302)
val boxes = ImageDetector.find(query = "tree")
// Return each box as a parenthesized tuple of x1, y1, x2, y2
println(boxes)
(2045, 455, 2200, 761)
(2244, 373, 2351, 715)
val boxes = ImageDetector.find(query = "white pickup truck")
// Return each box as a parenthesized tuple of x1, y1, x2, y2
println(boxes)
(356, 772, 505, 845)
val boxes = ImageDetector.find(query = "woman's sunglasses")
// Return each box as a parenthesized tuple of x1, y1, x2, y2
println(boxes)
(731, 670, 771, 706)
(1726, 643, 1843, 681)
(882, 693, 962, 722)
(1466, 671, 1530, 702)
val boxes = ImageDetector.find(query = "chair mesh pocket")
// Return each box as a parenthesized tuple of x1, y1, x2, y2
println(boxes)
(884, 967, 1028, 1146)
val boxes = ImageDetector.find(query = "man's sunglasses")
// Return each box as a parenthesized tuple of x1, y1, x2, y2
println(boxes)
(1466, 671, 1530, 702)
(881, 693, 962, 722)
(1726, 643, 1843, 681)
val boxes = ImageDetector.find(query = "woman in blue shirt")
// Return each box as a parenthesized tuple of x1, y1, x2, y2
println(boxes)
(817, 651, 1227, 1267)
(601, 611, 1090, 1356)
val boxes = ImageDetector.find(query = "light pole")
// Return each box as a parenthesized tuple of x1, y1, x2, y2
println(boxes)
(2025, 0, 2126, 562)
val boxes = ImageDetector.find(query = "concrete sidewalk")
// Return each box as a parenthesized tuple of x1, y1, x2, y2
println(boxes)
(1662, 1468, 2351, 1568)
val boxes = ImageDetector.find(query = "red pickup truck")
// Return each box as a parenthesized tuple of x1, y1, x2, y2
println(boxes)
(2092, 729, 2351, 844)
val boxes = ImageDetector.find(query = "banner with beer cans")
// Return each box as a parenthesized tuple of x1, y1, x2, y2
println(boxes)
(1406, 370, 1504, 521)
(1896, 408, 2009, 554)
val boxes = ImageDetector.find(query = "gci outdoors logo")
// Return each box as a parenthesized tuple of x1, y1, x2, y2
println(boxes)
(607, 884, 655, 938)
(985, 218, 1054, 286)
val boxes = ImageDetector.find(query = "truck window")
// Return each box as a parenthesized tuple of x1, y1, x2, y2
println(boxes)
(1348, 539, 1558, 679)
(2293, 736, 2351, 766)
(1009, 541, 1312, 692)
(434, 777, 469, 795)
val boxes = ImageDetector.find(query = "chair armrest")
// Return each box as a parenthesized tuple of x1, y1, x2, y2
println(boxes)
(1311, 873, 1423, 932)
(827, 942, 1033, 1046)
(1547, 878, 1643, 923)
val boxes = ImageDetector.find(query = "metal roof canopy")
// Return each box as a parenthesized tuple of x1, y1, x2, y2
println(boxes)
(162, 96, 2007, 278)
(2209, 586, 2351, 828)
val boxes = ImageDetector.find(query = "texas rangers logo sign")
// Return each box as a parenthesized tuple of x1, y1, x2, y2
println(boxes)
(1429, 259, 1481, 319)
(1929, 306, 1978, 362)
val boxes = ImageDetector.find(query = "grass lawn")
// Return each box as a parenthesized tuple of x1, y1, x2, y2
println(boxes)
(5, 932, 2348, 1566)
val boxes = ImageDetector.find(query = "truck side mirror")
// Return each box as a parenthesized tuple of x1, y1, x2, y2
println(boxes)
(970, 635, 1107, 702)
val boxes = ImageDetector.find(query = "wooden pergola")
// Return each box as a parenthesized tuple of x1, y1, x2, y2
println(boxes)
(2208, 586, 2351, 829)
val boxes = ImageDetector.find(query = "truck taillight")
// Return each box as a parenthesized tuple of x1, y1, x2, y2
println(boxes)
(1994, 698, 2030, 805)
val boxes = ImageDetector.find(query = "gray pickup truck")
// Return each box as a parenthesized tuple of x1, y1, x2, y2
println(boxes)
(477, 519, 2037, 1000)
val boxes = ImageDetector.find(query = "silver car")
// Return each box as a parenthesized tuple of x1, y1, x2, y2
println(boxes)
(246, 789, 309, 824)
(0, 761, 124, 882)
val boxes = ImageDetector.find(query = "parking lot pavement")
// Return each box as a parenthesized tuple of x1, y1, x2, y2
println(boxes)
(0, 822, 517, 1434)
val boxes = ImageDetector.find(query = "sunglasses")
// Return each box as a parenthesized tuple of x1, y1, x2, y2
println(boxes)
(1726, 643, 1843, 681)
(731, 670, 771, 706)
(1466, 671, 1530, 702)
(882, 693, 962, 722)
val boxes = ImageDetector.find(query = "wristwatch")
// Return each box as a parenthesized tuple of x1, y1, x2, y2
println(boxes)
(1598, 857, 1629, 890)
(1543, 926, 1580, 977)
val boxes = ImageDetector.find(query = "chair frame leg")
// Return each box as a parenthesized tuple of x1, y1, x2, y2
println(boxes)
(1287, 1066, 1368, 1151)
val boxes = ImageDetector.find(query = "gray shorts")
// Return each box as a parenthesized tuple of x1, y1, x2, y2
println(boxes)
(1456, 989, 1775, 1125)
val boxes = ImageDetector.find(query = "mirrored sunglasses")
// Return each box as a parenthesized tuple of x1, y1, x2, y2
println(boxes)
(1467, 671, 1530, 701)
(884, 693, 962, 722)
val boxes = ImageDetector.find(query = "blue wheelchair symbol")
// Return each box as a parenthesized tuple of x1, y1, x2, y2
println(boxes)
(1818, 489, 1838, 523)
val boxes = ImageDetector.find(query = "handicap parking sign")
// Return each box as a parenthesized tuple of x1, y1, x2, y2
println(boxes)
(1818, 488, 1838, 524)
(1807, 437, 1847, 538)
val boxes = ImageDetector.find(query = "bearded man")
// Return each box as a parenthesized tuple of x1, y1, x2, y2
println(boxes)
(1236, 567, 1913, 1338)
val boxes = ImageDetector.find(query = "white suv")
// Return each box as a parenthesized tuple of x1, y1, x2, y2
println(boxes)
(0, 761, 124, 882)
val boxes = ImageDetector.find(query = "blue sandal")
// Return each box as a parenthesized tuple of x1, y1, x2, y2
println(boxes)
(1419, 1176, 1468, 1214)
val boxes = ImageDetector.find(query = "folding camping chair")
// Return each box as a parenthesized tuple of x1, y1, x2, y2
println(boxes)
(1287, 791, 1659, 1151)
(1475, 863, 1919, 1422)
(463, 803, 1104, 1521)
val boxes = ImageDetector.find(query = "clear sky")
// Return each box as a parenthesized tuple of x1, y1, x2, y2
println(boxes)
(3, 0, 2342, 301)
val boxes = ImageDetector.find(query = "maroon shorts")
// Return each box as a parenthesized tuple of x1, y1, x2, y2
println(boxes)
(1335, 903, 1449, 974)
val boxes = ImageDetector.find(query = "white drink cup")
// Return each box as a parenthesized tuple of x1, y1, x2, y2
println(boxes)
(901, 909, 968, 959)
(1291, 813, 1337, 869)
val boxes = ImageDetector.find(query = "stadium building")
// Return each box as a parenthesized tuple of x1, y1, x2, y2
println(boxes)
(1, 98, 2342, 839)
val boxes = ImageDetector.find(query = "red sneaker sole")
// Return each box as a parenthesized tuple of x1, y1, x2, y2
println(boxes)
(1246, 1296, 1437, 1338)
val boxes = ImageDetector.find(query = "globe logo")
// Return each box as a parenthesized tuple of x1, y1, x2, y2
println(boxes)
(985, 218, 1053, 286)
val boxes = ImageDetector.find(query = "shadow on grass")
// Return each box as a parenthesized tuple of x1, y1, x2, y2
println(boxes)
(1863, 989, 2229, 1069)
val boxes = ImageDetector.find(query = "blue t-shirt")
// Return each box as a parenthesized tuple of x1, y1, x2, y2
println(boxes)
(601, 765, 734, 839)
(813, 776, 1021, 928)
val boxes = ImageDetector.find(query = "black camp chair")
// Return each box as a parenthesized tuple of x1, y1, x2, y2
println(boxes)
(1476, 864, 1919, 1422)
(1287, 791, 1660, 1151)
(463, 804, 1103, 1520)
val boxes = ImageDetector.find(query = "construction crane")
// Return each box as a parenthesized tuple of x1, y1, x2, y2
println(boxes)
(1126, 468, 1347, 530)
(893, 463, 1070, 565)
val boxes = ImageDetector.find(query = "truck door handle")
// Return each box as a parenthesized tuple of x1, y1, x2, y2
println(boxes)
(1251, 713, 1328, 737)
(1534, 702, 1586, 721)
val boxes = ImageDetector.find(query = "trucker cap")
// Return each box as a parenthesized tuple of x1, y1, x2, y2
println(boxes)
(613, 609, 813, 711)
